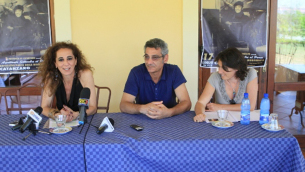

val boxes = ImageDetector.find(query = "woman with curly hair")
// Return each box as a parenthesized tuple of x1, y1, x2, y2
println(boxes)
(39, 42, 97, 122)
(194, 47, 258, 122)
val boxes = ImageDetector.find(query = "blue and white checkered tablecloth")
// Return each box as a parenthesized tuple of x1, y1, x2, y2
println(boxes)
(0, 114, 92, 172)
(84, 111, 305, 172)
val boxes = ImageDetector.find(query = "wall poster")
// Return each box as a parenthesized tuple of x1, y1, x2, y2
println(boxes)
(0, 0, 52, 74)
(200, 0, 268, 68)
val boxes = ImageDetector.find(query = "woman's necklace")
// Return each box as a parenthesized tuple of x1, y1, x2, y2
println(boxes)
(226, 79, 239, 99)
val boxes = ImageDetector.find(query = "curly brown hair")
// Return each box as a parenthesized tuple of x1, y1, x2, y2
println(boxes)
(215, 47, 249, 81)
(38, 42, 92, 96)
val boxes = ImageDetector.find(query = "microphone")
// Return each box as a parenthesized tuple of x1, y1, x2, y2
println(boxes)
(11, 116, 26, 131)
(78, 87, 90, 125)
(20, 106, 43, 133)
(96, 117, 115, 134)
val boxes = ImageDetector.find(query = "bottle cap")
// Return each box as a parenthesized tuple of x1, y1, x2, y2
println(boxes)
(264, 93, 268, 98)
(244, 93, 248, 98)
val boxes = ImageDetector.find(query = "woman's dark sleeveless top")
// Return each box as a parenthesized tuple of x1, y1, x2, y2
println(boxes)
(55, 78, 83, 111)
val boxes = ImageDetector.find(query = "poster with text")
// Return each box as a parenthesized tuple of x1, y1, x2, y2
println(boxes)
(200, 0, 268, 68)
(0, 0, 52, 73)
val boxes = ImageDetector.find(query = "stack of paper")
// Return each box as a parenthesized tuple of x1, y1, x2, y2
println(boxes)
(205, 110, 260, 123)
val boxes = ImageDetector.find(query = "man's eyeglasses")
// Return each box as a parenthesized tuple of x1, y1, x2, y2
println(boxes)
(143, 55, 163, 61)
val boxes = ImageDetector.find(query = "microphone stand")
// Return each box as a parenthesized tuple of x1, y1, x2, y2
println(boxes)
(78, 113, 88, 134)
(78, 114, 99, 134)
(22, 122, 52, 141)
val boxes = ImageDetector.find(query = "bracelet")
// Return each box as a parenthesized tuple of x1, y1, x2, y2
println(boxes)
(48, 108, 60, 120)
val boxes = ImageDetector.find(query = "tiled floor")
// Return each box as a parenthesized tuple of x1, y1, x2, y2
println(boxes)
(274, 91, 305, 135)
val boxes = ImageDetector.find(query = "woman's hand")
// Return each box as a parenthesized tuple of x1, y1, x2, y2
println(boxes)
(193, 113, 206, 122)
(60, 105, 78, 122)
(206, 103, 221, 112)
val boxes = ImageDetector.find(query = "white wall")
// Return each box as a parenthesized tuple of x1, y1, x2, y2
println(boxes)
(54, 0, 72, 42)
(53, 0, 199, 111)
(183, 0, 199, 110)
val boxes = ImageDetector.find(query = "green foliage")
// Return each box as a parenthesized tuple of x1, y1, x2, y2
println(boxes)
(277, 9, 305, 44)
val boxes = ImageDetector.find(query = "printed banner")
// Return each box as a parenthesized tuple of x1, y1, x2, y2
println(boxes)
(200, 0, 268, 68)
(0, 0, 52, 73)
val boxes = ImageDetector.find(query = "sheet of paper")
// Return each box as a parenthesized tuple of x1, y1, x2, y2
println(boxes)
(250, 110, 260, 121)
(44, 119, 80, 128)
(205, 110, 261, 123)
(205, 111, 238, 123)
(205, 112, 219, 123)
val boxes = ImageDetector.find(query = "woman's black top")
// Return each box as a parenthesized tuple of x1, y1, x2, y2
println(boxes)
(55, 78, 83, 111)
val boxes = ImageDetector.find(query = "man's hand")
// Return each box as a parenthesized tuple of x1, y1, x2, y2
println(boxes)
(139, 101, 163, 115)
(146, 103, 171, 119)
(139, 101, 171, 119)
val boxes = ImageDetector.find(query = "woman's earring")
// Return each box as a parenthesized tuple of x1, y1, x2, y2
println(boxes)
(55, 69, 58, 80)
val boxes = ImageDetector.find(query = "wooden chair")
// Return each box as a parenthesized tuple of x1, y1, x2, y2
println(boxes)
(4, 83, 42, 114)
(95, 85, 111, 113)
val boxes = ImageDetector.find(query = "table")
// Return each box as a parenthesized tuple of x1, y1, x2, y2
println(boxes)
(84, 111, 305, 172)
(275, 64, 305, 83)
(1, 112, 305, 172)
(0, 114, 92, 172)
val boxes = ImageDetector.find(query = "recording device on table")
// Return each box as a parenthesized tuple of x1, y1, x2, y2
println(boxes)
(77, 88, 116, 135)
(78, 87, 90, 125)
(9, 106, 51, 141)
(130, 124, 143, 131)
(96, 116, 114, 134)
(20, 106, 43, 133)
(10, 116, 27, 131)
(78, 87, 93, 134)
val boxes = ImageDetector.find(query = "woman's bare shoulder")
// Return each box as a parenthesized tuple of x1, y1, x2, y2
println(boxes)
(78, 69, 94, 86)
(78, 69, 93, 79)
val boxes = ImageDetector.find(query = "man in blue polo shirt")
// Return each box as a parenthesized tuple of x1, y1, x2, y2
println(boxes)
(120, 38, 191, 119)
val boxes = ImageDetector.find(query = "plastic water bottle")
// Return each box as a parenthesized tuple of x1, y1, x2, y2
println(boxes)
(259, 93, 270, 125)
(240, 93, 250, 125)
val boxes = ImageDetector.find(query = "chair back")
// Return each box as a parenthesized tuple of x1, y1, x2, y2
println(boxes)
(95, 85, 111, 113)
(4, 83, 42, 114)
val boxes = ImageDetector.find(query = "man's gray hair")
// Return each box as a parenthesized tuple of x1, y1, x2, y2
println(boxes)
(144, 38, 168, 56)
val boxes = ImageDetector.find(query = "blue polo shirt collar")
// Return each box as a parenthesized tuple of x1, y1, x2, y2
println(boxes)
(144, 65, 166, 82)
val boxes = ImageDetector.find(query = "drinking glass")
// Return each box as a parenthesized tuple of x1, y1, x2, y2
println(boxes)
(269, 113, 279, 130)
(217, 110, 228, 127)
(55, 114, 67, 128)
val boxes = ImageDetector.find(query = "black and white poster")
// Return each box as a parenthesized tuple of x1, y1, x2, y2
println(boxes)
(200, 0, 268, 68)
(0, 0, 52, 73)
